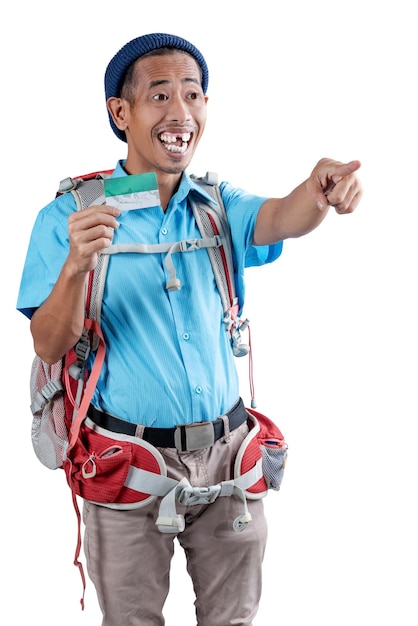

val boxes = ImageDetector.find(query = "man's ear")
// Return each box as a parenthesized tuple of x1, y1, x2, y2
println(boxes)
(107, 97, 130, 132)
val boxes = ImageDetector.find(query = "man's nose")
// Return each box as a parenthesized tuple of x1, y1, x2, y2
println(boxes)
(166, 94, 192, 122)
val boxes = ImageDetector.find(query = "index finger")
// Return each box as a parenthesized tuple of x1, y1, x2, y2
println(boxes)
(323, 160, 361, 194)
(332, 159, 362, 179)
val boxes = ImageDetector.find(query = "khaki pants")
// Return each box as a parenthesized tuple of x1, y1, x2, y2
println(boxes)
(83, 421, 268, 626)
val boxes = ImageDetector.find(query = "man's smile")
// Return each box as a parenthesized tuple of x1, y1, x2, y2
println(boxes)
(158, 131, 192, 154)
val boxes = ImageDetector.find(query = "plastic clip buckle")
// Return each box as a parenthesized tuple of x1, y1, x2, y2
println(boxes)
(177, 484, 221, 506)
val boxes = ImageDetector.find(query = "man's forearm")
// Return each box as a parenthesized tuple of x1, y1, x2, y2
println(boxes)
(30, 262, 88, 364)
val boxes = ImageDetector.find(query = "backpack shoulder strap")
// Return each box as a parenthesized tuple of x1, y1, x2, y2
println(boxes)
(57, 172, 112, 326)
(190, 172, 249, 358)
(58, 170, 112, 209)
(189, 172, 238, 319)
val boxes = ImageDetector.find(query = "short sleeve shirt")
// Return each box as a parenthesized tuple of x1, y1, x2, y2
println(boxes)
(17, 161, 282, 427)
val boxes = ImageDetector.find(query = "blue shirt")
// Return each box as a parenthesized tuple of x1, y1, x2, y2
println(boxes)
(17, 161, 282, 427)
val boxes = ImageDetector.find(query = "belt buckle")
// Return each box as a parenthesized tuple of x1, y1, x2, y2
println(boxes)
(174, 422, 215, 453)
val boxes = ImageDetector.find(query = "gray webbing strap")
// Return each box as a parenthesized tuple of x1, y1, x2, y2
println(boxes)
(101, 236, 222, 292)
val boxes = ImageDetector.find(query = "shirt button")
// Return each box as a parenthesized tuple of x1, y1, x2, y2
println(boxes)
(161, 228, 168, 235)
(195, 386, 203, 394)
(182, 332, 190, 341)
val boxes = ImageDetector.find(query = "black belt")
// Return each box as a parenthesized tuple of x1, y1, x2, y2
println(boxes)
(88, 398, 247, 451)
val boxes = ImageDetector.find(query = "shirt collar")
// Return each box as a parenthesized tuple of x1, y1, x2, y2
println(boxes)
(111, 160, 129, 179)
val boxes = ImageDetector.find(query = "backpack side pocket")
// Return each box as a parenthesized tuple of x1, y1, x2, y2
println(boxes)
(260, 441, 287, 491)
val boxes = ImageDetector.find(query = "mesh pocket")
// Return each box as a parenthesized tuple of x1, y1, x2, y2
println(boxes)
(30, 356, 69, 470)
(260, 443, 287, 491)
(31, 400, 68, 470)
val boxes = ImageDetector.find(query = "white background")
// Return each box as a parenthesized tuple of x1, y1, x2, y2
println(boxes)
(2, 0, 417, 624)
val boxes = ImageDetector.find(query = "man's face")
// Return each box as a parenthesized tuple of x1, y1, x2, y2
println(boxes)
(113, 51, 208, 176)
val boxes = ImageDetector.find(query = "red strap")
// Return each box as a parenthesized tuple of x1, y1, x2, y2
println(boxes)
(66, 317, 106, 454)
(73, 169, 114, 181)
(85, 270, 95, 319)
(63, 318, 105, 609)
(70, 486, 86, 610)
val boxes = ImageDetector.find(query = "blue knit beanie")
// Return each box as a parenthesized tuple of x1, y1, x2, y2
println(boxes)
(104, 33, 209, 142)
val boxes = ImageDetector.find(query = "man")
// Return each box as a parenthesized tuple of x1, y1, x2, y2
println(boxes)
(17, 33, 362, 626)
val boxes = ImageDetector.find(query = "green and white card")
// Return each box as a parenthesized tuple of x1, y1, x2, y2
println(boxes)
(104, 172, 160, 210)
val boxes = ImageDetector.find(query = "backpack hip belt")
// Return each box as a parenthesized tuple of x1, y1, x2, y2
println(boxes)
(76, 408, 286, 535)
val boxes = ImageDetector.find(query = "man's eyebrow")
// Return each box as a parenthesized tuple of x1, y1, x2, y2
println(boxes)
(149, 77, 201, 89)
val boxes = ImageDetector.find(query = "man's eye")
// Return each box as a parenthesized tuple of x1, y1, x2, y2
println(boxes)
(153, 94, 168, 101)
(187, 92, 198, 100)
